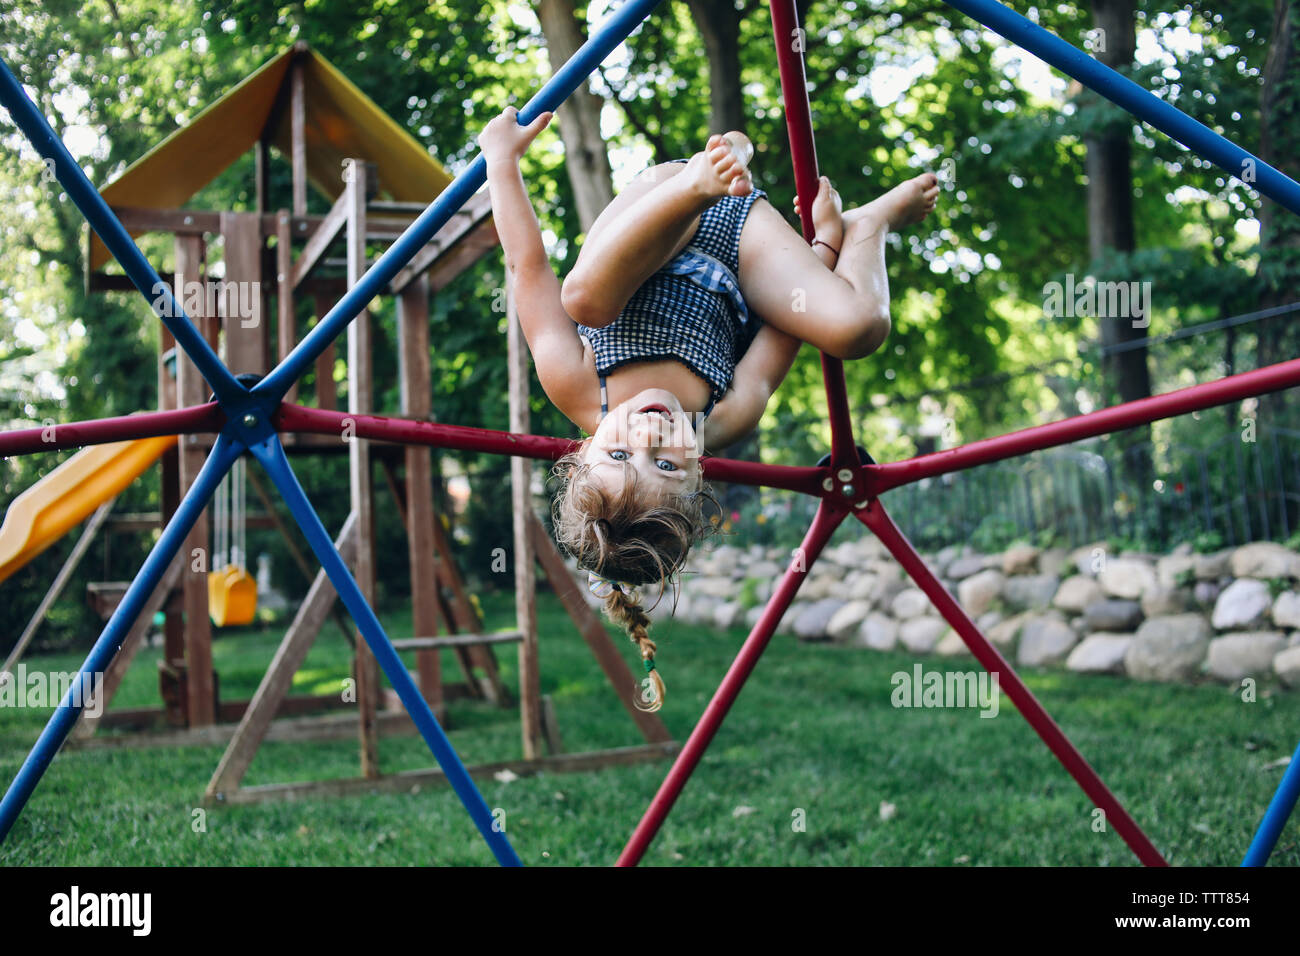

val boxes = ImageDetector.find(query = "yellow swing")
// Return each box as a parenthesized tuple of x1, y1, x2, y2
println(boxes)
(208, 456, 257, 626)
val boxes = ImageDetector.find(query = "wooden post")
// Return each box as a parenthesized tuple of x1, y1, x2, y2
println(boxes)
(507, 276, 542, 759)
(290, 53, 307, 218)
(175, 235, 216, 728)
(276, 210, 297, 404)
(311, 292, 338, 411)
(158, 326, 184, 670)
(254, 138, 270, 214)
(219, 212, 267, 375)
(397, 273, 444, 713)
(346, 158, 380, 778)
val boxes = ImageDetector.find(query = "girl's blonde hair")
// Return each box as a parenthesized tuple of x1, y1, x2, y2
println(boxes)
(551, 444, 719, 711)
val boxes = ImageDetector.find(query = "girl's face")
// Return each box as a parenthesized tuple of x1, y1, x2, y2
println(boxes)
(581, 388, 702, 497)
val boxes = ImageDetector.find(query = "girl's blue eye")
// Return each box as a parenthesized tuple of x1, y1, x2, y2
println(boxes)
(609, 449, 629, 461)
(656, 460, 678, 472)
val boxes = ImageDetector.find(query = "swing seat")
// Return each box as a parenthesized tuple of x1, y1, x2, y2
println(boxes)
(208, 565, 258, 627)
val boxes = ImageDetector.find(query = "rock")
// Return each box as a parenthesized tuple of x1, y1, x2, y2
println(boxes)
(844, 573, 880, 603)
(1211, 579, 1274, 630)
(1038, 547, 1070, 579)
(687, 594, 717, 626)
(1083, 598, 1143, 632)
(1193, 580, 1223, 609)
(1274, 646, 1300, 688)
(1230, 542, 1299, 580)
(710, 545, 741, 576)
(1125, 614, 1212, 681)
(958, 569, 1005, 617)
(935, 630, 969, 657)
(1067, 634, 1133, 674)
(1272, 591, 1300, 629)
(1099, 557, 1158, 599)
(793, 598, 847, 641)
(857, 612, 898, 651)
(1017, 616, 1078, 667)
(744, 605, 764, 630)
(989, 612, 1031, 649)
(946, 554, 988, 580)
(1193, 549, 1233, 581)
(891, 588, 930, 620)
(1156, 554, 1197, 590)
(827, 600, 872, 642)
(1071, 541, 1109, 578)
(800, 574, 840, 601)
(691, 577, 735, 599)
(976, 610, 1003, 633)
(712, 601, 742, 631)
(1141, 586, 1190, 618)
(898, 617, 948, 653)
(1002, 543, 1041, 575)
(1002, 574, 1060, 612)
(775, 601, 803, 636)
(1053, 575, 1104, 613)
(745, 560, 784, 580)
(1206, 632, 1287, 682)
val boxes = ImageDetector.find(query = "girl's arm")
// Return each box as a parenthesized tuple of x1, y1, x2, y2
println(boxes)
(701, 324, 803, 451)
(480, 108, 595, 422)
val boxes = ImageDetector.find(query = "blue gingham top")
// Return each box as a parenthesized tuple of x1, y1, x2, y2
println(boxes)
(577, 159, 766, 420)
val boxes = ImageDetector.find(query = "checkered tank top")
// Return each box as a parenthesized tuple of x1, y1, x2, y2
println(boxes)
(577, 159, 766, 420)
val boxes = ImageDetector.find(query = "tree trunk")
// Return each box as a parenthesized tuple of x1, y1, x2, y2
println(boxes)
(687, 0, 745, 135)
(1258, 0, 1300, 423)
(1086, 0, 1151, 491)
(537, 0, 615, 232)
(688, 0, 761, 512)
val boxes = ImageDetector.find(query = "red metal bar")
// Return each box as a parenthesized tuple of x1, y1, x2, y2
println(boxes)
(871, 358, 1300, 494)
(856, 497, 1168, 865)
(275, 404, 827, 493)
(0, 403, 223, 456)
(769, 0, 859, 473)
(617, 498, 849, 866)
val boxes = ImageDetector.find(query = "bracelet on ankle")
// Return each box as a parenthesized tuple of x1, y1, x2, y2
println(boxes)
(813, 238, 840, 256)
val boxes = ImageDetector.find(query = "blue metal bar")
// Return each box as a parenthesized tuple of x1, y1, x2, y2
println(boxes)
(1242, 738, 1300, 866)
(0, 60, 246, 407)
(255, 0, 666, 403)
(249, 434, 523, 867)
(0, 435, 242, 842)
(942, 0, 1300, 217)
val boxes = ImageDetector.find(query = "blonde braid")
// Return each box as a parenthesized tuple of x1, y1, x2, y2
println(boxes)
(604, 588, 665, 713)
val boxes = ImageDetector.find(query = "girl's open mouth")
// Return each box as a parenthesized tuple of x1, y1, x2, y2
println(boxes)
(638, 403, 672, 417)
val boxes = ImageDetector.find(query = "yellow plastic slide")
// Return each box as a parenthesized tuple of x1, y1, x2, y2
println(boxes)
(0, 435, 177, 585)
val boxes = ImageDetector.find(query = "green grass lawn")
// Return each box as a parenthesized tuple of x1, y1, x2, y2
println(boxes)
(1, 590, 1297, 866)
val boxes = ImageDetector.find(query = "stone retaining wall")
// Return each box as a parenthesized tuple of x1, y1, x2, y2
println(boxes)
(570, 538, 1300, 688)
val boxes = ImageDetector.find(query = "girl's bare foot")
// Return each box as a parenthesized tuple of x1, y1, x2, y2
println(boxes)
(844, 172, 939, 233)
(686, 133, 753, 199)
(793, 175, 844, 250)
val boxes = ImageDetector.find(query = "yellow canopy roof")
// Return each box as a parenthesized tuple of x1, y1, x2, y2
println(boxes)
(91, 44, 455, 271)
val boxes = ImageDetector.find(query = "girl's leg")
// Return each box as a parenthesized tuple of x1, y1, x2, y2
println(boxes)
(561, 136, 751, 328)
(738, 173, 939, 359)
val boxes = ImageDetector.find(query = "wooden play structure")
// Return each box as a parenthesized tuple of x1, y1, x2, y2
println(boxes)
(5, 43, 675, 795)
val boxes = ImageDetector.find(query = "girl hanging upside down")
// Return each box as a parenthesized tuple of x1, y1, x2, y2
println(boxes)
(479, 105, 938, 711)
